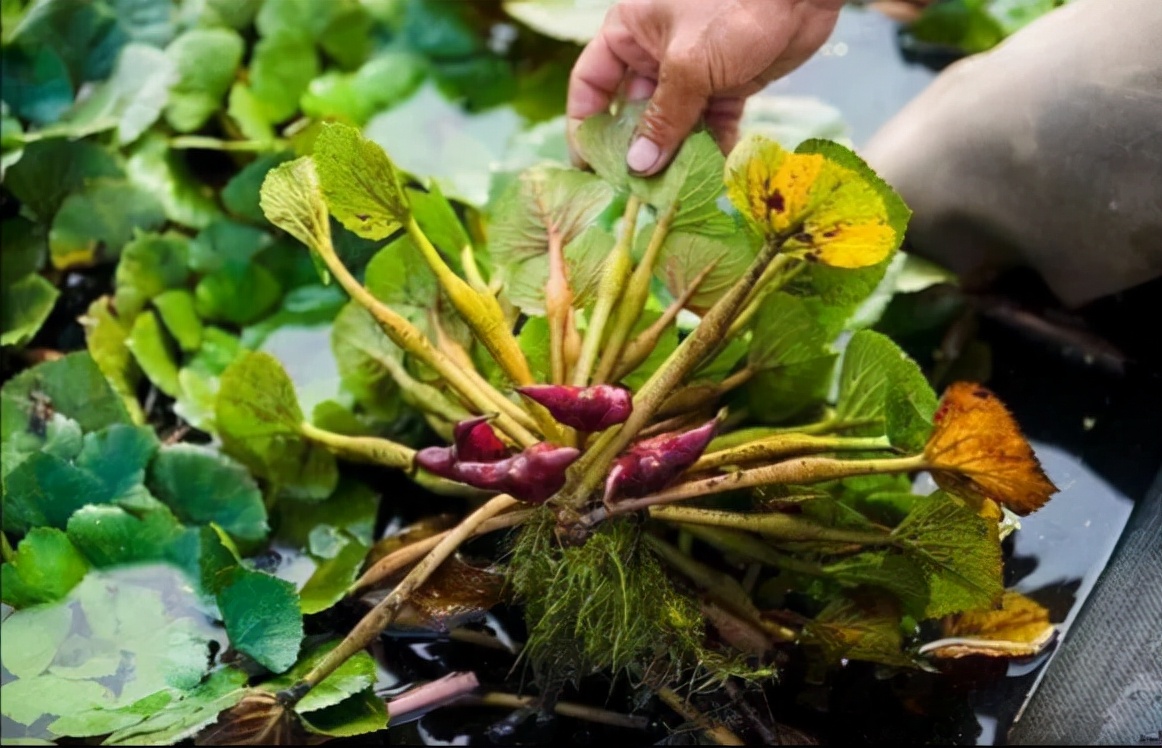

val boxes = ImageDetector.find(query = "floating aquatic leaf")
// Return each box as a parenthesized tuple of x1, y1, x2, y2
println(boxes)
(127, 310, 182, 397)
(0, 527, 90, 608)
(925, 382, 1057, 515)
(48, 180, 166, 269)
(1, 273, 59, 348)
(164, 28, 245, 132)
(217, 568, 303, 673)
(147, 444, 269, 543)
(263, 641, 378, 714)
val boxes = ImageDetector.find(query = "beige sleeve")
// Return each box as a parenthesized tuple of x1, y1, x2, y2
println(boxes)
(862, 0, 1162, 308)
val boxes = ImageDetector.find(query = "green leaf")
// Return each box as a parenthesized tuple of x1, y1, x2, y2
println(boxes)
(216, 351, 339, 500)
(48, 689, 177, 740)
(0, 528, 90, 608)
(242, 284, 347, 349)
(364, 234, 467, 343)
(189, 219, 272, 275)
(147, 444, 269, 543)
(126, 310, 181, 397)
(408, 181, 470, 259)
(892, 491, 1004, 618)
(802, 594, 915, 668)
(153, 289, 203, 352)
(75, 423, 159, 502)
(125, 132, 222, 229)
(173, 326, 244, 432)
(836, 330, 937, 452)
(518, 315, 551, 382)
(331, 302, 404, 422)
(313, 122, 409, 240)
(1, 273, 58, 347)
(822, 551, 930, 620)
(49, 180, 166, 269)
(910, 0, 1006, 53)
(60, 43, 178, 145)
(195, 264, 283, 326)
(1, 352, 130, 444)
(255, 0, 335, 39)
(222, 151, 295, 225)
(275, 477, 378, 551)
(82, 296, 145, 423)
(164, 27, 244, 132)
(318, 0, 374, 69)
(249, 33, 319, 123)
(216, 568, 303, 673)
(3, 139, 123, 221)
(298, 535, 369, 615)
(2, 454, 101, 536)
(0, 44, 74, 125)
(259, 156, 332, 254)
(0, 567, 216, 732)
(265, 640, 377, 713)
(621, 309, 678, 392)
(488, 165, 615, 314)
(0, 218, 47, 281)
(573, 104, 732, 232)
(299, 687, 387, 737)
(503, 224, 615, 318)
(113, 231, 191, 320)
(746, 292, 838, 422)
(226, 81, 275, 142)
(66, 503, 187, 568)
(300, 51, 427, 125)
(651, 229, 758, 314)
(97, 668, 248, 745)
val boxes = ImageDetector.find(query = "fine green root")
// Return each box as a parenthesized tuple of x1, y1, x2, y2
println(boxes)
(507, 508, 760, 688)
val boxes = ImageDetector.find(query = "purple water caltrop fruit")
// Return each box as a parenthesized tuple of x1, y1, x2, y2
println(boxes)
(603, 419, 718, 504)
(517, 384, 633, 431)
(452, 415, 510, 462)
(415, 446, 459, 479)
(416, 440, 581, 504)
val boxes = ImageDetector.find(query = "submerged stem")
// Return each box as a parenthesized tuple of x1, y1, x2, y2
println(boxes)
(680, 524, 826, 577)
(652, 507, 892, 547)
(593, 206, 676, 383)
(466, 693, 651, 730)
(653, 686, 745, 746)
(572, 196, 642, 386)
(293, 495, 519, 694)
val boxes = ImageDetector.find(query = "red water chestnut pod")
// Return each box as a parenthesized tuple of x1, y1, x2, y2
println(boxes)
(603, 419, 718, 504)
(500, 442, 582, 504)
(452, 415, 510, 462)
(517, 384, 633, 431)
(415, 446, 458, 479)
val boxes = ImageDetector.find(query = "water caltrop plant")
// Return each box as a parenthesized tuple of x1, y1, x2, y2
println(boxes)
(226, 102, 1059, 719)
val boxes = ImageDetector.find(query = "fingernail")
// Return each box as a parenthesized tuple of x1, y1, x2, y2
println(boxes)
(626, 136, 661, 174)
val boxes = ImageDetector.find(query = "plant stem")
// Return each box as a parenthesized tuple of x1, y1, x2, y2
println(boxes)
(460, 244, 489, 293)
(371, 349, 470, 425)
(650, 506, 894, 546)
(677, 524, 829, 577)
(168, 135, 285, 152)
(656, 367, 755, 419)
(654, 685, 745, 745)
(466, 693, 651, 730)
(593, 206, 676, 383)
(348, 507, 533, 595)
(609, 454, 927, 513)
(0, 532, 14, 563)
(291, 495, 520, 697)
(561, 236, 786, 508)
(725, 255, 806, 339)
(318, 242, 539, 446)
(694, 434, 891, 471)
(572, 196, 642, 386)
(299, 421, 413, 468)
(612, 259, 718, 381)
(543, 223, 576, 385)
(406, 216, 535, 387)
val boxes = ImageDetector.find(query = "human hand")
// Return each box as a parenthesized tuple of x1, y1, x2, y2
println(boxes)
(567, 0, 846, 176)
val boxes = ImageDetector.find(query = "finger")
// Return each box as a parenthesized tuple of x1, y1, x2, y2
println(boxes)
(567, 32, 629, 169)
(624, 74, 657, 102)
(704, 96, 747, 155)
(629, 51, 710, 176)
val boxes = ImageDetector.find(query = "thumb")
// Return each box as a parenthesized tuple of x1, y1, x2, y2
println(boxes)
(628, 56, 709, 176)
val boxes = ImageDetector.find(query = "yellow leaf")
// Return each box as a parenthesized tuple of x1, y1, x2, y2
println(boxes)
(259, 157, 332, 254)
(724, 134, 898, 268)
(920, 590, 1056, 659)
(924, 382, 1058, 515)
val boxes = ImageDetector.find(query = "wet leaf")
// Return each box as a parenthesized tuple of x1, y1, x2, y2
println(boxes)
(75, 423, 159, 501)
(61, 43, 178, 145)
(1, 273, 59, 347)
(746, 292, 837, 422)
(3, 139, 124, 221)
(3, 451, 108, 533)
(216, 351, 339, 501)
(301, 51, 427, 125)
(488, 165, 615, 314)
(100, 668, 249, 745)
(921, 590, 1056, 659)
(259, 157, 332, 255)
(313, 121, 409, 240)
(217, 568, 303, 673)
(127, 310, 182, 397)
(164, 27, 245, 132)
(925, 382, 1057, 515)
(822, 551, 929, 620)
(802, 594, 916, 667)
(0, 527, 90, 608)
(652, 229, 758, 314)
(66, 503, 187, 568)
(153, 289, 203, 353)
(836, 329, 937, 452)
(298, 687, 387, 738)
(0, 567, 216, 733)
(892, 491, 1003, 618)
(222, 152, 295, 225)
(0, 44, 74, 125)
(397, 557, 506, 631)
(249, 33, 319, 124)
(126, 132, 222, 229)
(195, 264, 283, 326)
(725, 135, 902, 268)
(114, 231, 191, 320)
(264, 641, 377, 714)
(49, 179, 166, 269)
(147, 444, 269, 543)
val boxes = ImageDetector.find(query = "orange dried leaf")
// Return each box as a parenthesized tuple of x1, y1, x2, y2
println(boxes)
(394, 557, 505, 631)
(924, 382, 1057, 515)
(919, 590, 1056, 660)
